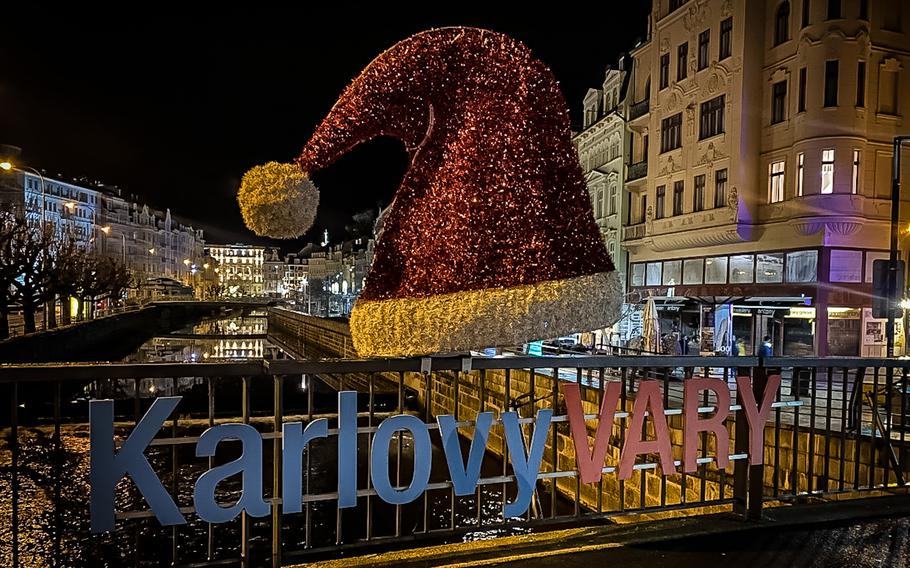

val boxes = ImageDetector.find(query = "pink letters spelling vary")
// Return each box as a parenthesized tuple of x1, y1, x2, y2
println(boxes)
(562, 381, 622, 484)
(618, 381, 676, 480)
(683, 379, 730, 473)
(737, 374, 782, 465)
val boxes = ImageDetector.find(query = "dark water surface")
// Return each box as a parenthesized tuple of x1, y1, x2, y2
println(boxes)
(1, 310, 557, 567)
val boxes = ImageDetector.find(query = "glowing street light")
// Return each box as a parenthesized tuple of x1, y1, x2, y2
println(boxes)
(100, 225, 111, 234)
(0, 161, 11, 171)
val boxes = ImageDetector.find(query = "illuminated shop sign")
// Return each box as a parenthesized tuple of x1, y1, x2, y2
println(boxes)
(89, 376, 781, 532)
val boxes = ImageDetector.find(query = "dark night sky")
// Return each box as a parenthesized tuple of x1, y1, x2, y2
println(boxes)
(1, 4, 650, 252)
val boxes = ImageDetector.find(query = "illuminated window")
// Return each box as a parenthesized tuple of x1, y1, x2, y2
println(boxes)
(821, 149, 835, 194)
(769, 160, 786, 203)
(683, 258, 704, 284)
(852, 149, 860, 194)
(797, 152, 805, 196)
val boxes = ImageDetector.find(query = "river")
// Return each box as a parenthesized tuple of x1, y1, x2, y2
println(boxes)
(1, 309, 560, 567)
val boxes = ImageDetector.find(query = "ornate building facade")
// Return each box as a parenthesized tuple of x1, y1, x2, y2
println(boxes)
(623, 0, 910, 356)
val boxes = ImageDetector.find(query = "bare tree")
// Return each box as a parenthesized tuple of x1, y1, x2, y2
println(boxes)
(6, 215, 55, 333)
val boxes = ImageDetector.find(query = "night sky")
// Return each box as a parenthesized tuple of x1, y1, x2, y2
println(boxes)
(1, 4, 650, 252)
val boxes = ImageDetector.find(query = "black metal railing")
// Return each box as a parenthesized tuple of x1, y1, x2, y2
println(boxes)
(1, 356, 908, 567)
(629, 99, 650, 120)
(626, 160, 648, 182)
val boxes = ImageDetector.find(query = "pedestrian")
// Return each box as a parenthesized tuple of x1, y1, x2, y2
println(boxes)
(731, 335, 740, 356)
(759, 335, 773, 357)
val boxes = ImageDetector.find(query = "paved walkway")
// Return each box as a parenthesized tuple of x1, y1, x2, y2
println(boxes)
(294, 494, 910, 568)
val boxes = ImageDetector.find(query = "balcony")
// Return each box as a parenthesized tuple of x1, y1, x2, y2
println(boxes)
(629, 99, 650, 121)
(623, 222, 647, 241)
(626, 160, 648, 184)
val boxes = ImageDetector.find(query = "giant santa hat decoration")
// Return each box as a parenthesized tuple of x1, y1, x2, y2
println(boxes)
(238, 27, 621, 357)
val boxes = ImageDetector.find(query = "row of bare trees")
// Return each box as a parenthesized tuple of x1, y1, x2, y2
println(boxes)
(0, 211, 132, 339)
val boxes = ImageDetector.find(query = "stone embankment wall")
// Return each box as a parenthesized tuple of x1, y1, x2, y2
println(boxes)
(268, 308, 908, 511)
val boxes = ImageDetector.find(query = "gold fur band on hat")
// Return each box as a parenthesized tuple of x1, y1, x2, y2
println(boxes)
(349, 271, 622, 358)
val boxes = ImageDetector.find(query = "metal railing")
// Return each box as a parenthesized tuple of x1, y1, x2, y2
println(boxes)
(629, 99, 650, 120)
(626, 160, 648, 182)
(1, 356, 909, 567)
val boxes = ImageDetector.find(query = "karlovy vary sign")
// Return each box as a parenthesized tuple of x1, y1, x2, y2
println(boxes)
(89, 375, 781, 532)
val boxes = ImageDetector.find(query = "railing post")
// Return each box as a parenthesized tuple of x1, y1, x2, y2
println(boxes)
(733, 362, 768, 519)
(272, 373, 283, 568)
(747, 365, 769, 520)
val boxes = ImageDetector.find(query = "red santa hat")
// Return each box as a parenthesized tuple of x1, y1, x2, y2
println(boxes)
(237, 27, 621, 357)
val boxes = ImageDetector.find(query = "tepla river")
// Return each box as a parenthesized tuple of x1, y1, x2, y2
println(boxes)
(0, 309, 565, 566)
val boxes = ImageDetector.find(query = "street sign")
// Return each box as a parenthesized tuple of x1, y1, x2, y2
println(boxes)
(871, 259, 905, 318)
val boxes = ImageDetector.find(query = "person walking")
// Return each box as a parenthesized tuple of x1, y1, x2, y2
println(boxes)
(758, 335, 773, 357)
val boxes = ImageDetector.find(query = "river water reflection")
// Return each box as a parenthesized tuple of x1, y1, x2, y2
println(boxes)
(1, 309, 554, 566)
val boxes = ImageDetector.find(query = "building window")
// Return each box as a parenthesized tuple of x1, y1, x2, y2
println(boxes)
(683, 258, 704, 284)
(663, 260, 682, 285)
(786, 250, 818, 282)
(595, 191, 604, 217)
(698, 29, 710, 70)
(715, 168, 728, 207)
(730, 255, 755, 283)
(883, 3, 901, 31)
(670, 0, 688, 11)
(631, 263, 646, 286)
(673, 181, 684, 216)
(705, 256, 728, 284)
(775, 2, 791, 45)
(769, 161, 786, 203)
(878, 61, 899, 115)
(824, 60, 839, 107)
(640, 194, 648, 223)
(609, 184, 617, 214)
(677, 42, 688, 81)
(802, 0, 810, 27)
(656, 185, 666, 219)
(852, 149, 861, 194)
(772, 81, 787, 124)
(716, 18, 733, 61)
(798, 67, 807, 111)
(694, 174, 706, 212)
(821, 149, 835, 194)
(856, 61, 866, 107)
(661, 113, 683, 152)
(830, 249, 863, 282)
(646, 262, 662, 286)
(699, 95, 725, 139)
(859, 0, 868, 20)
(757, 253, 785, 283)
(797, 152, 805, 196)
(660, 53, 670, 89)
(827, 0, 841, 19)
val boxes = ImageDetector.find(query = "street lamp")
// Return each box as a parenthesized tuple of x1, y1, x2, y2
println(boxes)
(1, 161, 48, 227)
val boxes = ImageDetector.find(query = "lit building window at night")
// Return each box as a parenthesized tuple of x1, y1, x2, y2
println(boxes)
(821, 149, 835, 194)
(769, 160, 786, 203)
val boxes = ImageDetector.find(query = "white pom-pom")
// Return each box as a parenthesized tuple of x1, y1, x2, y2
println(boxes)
(237, 161, 319, 238)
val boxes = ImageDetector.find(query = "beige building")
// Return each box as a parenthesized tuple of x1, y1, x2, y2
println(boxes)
(574, 59, 632, 344)
(206, 244, 265, 297)
(623, 0, 910, 356)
